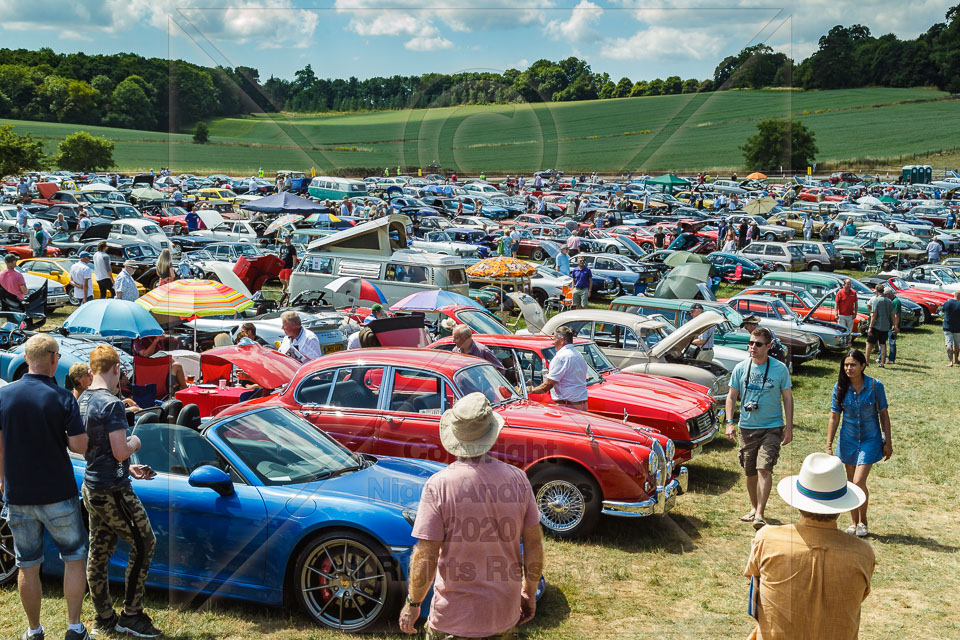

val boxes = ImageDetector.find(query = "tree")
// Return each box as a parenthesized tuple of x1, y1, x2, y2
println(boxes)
(741, 118, 818, 171)
(106, 76, 154, 130)
(681, 78, 700, 93)
(0, 125, 47, 175)
(53, 131, 115, 171)
(193, 121, 209, 144)
(614, 77, 633, 98)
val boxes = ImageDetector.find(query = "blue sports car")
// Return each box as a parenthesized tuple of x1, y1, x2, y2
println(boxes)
(0, 332, 134, 386)
(7, 407, 446, 632)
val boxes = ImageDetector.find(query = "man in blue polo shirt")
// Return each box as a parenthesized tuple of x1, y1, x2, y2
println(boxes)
(570, 256, 592, 309)
(0, 334, 91, 640)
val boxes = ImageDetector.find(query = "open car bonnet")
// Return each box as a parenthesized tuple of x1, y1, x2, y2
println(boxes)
(650, 310, 725, 358)
(507, 291, 546, 333)
(200, 344, 299, 389)
(195, 208, 224, 230)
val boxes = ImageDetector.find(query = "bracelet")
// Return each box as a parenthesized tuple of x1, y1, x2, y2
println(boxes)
(406, 594, 422, 608)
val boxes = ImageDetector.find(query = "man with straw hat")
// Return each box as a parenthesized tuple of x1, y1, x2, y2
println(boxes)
(744, 452, 874, 640)
(399, 393, 544, 639)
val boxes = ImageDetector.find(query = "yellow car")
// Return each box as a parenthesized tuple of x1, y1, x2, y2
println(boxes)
(767, 211, 830, 234)
(196, 188, 241, 205)
(676, 190, 716, 209)
(18, 257, 146, 303)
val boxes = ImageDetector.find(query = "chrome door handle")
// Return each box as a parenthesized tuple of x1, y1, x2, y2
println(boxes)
(385, 416, 405, 424)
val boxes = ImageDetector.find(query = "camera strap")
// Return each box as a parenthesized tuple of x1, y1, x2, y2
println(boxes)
(744, 358, 771, 402)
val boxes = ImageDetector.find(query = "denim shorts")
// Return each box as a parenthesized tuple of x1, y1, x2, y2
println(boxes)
(2, 497, 88, 567)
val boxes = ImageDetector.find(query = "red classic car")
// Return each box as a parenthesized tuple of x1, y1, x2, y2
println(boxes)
(0, 233, 61, 258)
(508, 213, 555, 227)
(222, 348, 683, 538)
(740, 285, 869, 333)
(868, 274, 950, 321)
(798, 187, 847, 202)
(430, 335, 717, 462)
(608, 225, 656, 249)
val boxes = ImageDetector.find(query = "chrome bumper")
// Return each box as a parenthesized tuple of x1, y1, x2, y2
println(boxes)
(601, 471, 685, 518)
(48, 294, 69, 307)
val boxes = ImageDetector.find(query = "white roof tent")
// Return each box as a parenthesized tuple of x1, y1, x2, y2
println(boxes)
(307, 214, 411, 256)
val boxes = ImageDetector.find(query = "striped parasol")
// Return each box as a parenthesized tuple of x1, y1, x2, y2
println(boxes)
(465, 256, 537, 278)
(136, 279, 254, 318)
(265, 214, 304, 234)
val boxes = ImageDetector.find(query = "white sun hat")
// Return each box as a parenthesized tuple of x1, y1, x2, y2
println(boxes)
(777, 452, 866, 515)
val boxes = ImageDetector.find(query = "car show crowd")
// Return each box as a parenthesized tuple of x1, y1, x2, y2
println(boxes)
(1, 165, 960, 640)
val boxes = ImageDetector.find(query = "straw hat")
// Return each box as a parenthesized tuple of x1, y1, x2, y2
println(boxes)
(439, 392, 505, 457)
(777, 453, 866, 514)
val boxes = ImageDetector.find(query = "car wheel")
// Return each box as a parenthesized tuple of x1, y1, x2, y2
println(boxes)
(641, 242, 654, 251)
(205, 272, 221, 283)
(69, 294, 81, 306)
(529, 466, 601, 538)
(293, 530, 399, 632)
(66, 249, 77, 257)
(809, 262, 821, 271)
(0, 512, 17, 586)
(531, 247, 546, 261)
(532, 289, 547, 306)
(764, 233, 776, 241)
(605, 245, 619, 254)
(775, 264, 786, 271)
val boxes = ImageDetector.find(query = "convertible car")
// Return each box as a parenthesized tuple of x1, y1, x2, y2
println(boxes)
(430, 335, 717, 461)
(222, 349, 682, 538)
(11, 407, 447, 632)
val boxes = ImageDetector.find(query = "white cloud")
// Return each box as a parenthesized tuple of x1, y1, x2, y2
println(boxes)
(405, 36, 455, 51)
(601, 26, 723, 61)
(545, 0, 604, 43)
(0, 0, 130, 33)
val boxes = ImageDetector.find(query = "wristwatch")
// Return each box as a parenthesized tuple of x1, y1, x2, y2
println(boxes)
(406, 594, 422, 607)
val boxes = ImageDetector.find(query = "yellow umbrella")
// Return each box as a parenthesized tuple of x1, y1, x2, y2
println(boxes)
(746, 172, 767, 180)
(465, 257, 537, 279)
(742, 196, 777, 216)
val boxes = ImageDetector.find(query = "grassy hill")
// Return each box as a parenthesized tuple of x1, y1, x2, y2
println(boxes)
(4, 87, 958, 174)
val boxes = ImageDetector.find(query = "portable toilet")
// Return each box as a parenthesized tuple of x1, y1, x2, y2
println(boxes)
(923, 165, 933, 184)
(911, 166, 922, 184)
(901, 165, 914, 184)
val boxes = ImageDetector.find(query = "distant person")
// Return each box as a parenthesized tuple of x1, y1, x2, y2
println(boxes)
(279, 235, 297, 296)
(67, 361, 92, 401)
(93, 241, 114, 299)
(943, 291, 960, 366)
(527, 326, 589, 410)
(184, 208, 200, 232)
(0, 253, 28, 300)
(883, 288, 900, 364)
(0, 334, 91, 640)
(155, 249, 175, 286)
(451, 325, 505, 374)
(835, 278, 858, 333)
(236, 322, 258, 346)
(114, 260, 139, 301)
(570, 257, 591, 309)
(653, 226, 666, 249)
(70, 252, 94, 304)
(865, 284, 894, 368)
(803, 213, 814, 240)
(279, 311, 323, 363)
(738, 218, 749, 249)
(688, 303, 715, 362)
(555, 245, 570, 275)
(745, 452, 874, 640)
(722, 230, 738, 253)
(926, 238, 942, 264)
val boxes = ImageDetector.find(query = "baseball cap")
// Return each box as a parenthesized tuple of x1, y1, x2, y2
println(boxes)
(371, 303, 383, 314)
(78, 251, 92, 259)
(689, 303, 704, 311)
(33, 222, 41, 228)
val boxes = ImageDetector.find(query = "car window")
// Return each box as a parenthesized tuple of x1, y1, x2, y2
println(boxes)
(389, 368, 452, 414)
(453, 364, 518, 406)
(295, 369, 335, 404)
(593, 322, 639, 349)
(765, 245, 785, 256)
(123, 225, 137, 236)
(130, 422, 234, 479)
(743, 244, 762, 255)
(385, 263, 428, 283)
(513, 349, 545, 387)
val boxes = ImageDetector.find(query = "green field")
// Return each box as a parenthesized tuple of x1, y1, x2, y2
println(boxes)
(3, 87, 958, 173)
(3, 279, 959, 639)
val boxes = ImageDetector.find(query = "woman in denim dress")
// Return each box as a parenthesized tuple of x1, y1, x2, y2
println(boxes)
(825, 349, 893, 538)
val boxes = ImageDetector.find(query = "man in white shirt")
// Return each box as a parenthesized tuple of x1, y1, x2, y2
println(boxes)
(528, 326, 589, 410)
(70, 252, 94, 304)
(92, 241, 114, 298)
(78, 209, 92, 231)
(16, 204, 28, 232)
(688, 303, 715, 362)
(278, 311, 323, 363)
(114, 260, 139, 301)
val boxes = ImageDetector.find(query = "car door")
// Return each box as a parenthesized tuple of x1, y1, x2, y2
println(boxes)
(375, 367, 455, 463)
(592, 321, 644, 368)
(126, 422, 267, 587)
(292, 366, 385, 454)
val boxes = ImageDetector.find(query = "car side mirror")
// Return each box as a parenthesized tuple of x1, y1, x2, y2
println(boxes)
(188, 465, 234, 496)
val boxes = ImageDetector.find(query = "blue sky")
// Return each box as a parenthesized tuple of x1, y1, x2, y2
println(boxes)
(0, 0, 952, 83)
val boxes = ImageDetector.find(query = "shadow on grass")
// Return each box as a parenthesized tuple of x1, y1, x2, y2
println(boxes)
(686, 462, 740, 496)
(581, 513, 704, 554)
(871, 532, 960, 552)
(525, 583, 571, 632)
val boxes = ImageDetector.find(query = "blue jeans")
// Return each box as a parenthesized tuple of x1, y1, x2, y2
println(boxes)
(2, 497, 88, 567)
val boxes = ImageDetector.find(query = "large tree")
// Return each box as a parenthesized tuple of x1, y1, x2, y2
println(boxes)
(53, 131, 115, 171)
(0, 124, 47, 174)
(741, 118, 818, 171)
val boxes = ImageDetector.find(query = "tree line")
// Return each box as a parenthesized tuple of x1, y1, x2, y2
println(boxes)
(0, 5, 957, 133)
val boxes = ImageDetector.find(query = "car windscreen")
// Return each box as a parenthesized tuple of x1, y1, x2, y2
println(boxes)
(456, 309, 510, 335)
(217, 408, 359, 485)
(453, 364, 520, 406)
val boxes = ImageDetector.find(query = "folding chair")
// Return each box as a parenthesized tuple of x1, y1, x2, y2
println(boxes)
(727, 264, 743, 284)
(134, 355, 173, 399)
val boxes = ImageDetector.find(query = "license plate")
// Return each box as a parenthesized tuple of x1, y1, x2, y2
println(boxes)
(325, 344, 343, 354)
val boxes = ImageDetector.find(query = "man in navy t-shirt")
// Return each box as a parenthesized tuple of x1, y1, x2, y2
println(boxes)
(0, 334, 91, 640)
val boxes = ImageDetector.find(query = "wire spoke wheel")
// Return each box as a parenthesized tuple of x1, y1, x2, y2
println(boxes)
(0, 511, 18, 585)
(298, 537, 389, 631)
(536, 480, 586, 532)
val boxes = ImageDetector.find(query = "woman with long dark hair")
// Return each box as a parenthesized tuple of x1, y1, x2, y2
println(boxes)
(825, 349, 893, 538)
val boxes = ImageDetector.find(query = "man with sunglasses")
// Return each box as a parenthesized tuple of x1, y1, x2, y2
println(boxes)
(725, 327, 794, 531)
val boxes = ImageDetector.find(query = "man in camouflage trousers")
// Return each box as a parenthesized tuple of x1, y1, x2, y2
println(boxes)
(78, 345, 162, 638)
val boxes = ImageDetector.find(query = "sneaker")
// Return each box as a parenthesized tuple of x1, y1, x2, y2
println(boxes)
(844, 524, 857, 535)
(93, 612, 119, 635)
(64, 625, 91, 640)
(116, 612, 162, 638)
(22, 630, 44, 640)
(856, 522, 869, 538)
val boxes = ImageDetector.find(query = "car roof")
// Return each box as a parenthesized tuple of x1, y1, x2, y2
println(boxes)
(434, 335, 591, 348)
(295, 348, 480, 374)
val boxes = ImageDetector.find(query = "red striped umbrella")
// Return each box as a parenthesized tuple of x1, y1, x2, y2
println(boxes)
(136, 279, 253, 318)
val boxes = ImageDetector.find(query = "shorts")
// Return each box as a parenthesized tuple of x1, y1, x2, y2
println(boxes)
(426, 625, 518, 640)
(738, 427, 784, 476)
(945, 331, 960, 348)
(866, 328, 888, 345)
(279, 268, 293, 280)
(571, 287, 590, 307)
(2, 497, 88, 567)
(837, 315, 855, 332)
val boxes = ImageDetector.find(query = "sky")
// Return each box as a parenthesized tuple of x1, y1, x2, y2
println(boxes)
(0, 0, 953, 83)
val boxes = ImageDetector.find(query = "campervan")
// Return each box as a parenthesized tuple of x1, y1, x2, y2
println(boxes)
(307, 176, 369, 200)
(289, 214, 470, 306)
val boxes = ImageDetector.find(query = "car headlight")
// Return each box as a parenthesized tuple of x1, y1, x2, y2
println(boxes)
(664, 439, 676, 477)
(402, 508, 418, 526)
(647, 441, 665, 487)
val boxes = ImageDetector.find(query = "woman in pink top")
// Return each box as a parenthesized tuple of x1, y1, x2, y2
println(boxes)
(0, 254, 28, 300)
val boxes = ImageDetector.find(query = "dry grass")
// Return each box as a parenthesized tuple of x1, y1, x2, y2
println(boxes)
(3, 278, 959, 639)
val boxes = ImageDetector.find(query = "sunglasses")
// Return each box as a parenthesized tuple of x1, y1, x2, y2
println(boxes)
(47, 349, 61, 359)
(747, 340, 769, 348)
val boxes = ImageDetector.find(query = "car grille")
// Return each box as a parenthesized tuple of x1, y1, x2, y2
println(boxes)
(687, 409, 715, 439)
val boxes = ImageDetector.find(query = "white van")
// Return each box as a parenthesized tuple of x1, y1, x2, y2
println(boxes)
(289, 214, 469, 306)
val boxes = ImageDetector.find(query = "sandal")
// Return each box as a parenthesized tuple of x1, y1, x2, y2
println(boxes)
(844, 524, 857, 535)
(740, 511, 756, 522)
(753, 517, 766, 530)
